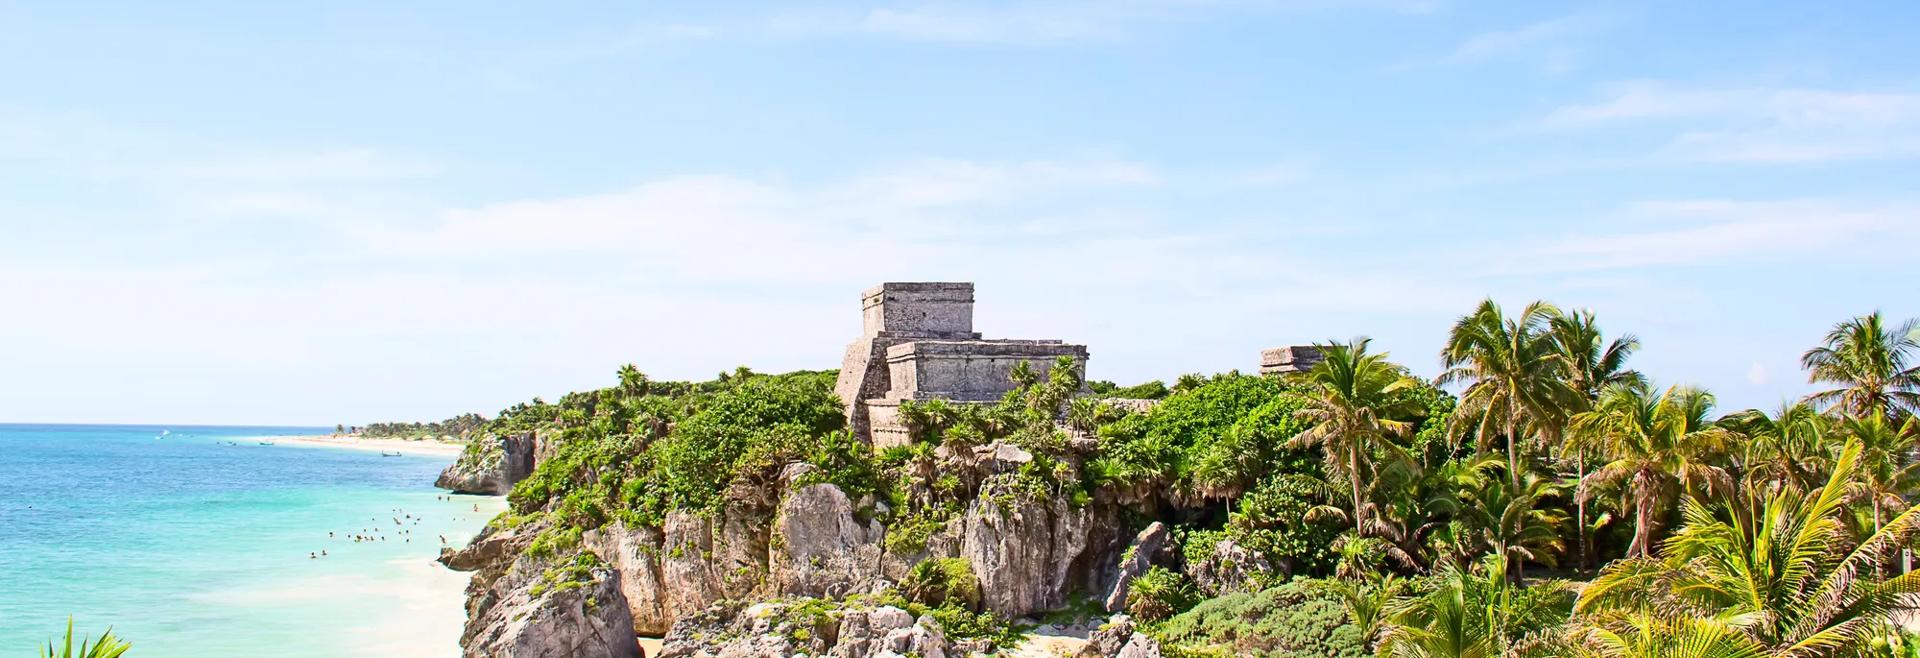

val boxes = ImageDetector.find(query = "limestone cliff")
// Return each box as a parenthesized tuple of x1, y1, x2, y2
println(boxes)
(436, 432, 540, 495)
(446, 440, 1135, 657)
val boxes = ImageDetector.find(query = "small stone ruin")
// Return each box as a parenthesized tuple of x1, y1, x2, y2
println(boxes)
(1258, 345, 1324, 375)
(834, 282, 1088, 447)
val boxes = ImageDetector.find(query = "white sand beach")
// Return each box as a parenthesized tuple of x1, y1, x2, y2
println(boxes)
(276, 435, 468, 457)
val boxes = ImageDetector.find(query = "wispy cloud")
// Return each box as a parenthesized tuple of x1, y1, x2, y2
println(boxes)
(1534, 82, 1920, 163)
(1404, 11, 1617, 72)
(768, 0, 1438, 45)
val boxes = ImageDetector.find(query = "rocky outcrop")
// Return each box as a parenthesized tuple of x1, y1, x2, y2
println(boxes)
(437, 432, 540, 495)
(770, 483, 886, 598)
(1103, 522, 1168, 613)
(461, 556, 639, 658)
(963, 473, 1105, 617)
(1186, 537, 1275, 596)
(1078, 616, 1163, 658)
(657, 601, 952, 658)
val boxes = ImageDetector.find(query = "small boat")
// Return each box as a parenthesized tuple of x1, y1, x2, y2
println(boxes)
(380, 451, 403, 457)
(156, 429, 170, 440)
(257, 441, 276, 446)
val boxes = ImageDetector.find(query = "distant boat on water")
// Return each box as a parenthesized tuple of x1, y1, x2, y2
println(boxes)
(156, 429, 170, 439)
(381, 451, 403, 457)
(257, 441, 275, 446)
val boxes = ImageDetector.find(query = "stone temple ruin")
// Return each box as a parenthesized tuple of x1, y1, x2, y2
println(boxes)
(835, 282, 1089, 448)
(1258, 345, 1325, 375)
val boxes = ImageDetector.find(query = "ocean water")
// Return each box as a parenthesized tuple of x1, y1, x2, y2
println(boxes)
(0, 424, 504, 657)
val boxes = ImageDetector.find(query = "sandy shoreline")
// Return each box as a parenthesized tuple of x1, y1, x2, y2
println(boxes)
(273, 435, 468, 457)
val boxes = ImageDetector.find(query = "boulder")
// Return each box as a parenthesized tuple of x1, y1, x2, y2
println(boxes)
(1186, 537, 1275, 596)
(462, 559, 639, 658)
(1078, 617, 1163, 658)
(1102, 522, 1168, 613)
(658, 601, 949, 658)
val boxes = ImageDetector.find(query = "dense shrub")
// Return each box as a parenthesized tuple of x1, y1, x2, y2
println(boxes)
(1128, 566, 1201, 622)
(900, 558, 982, 611)
(1156, 579, 1366, 658)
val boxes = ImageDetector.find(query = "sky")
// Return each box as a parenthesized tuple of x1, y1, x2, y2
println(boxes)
(1, 1, 1916, 426)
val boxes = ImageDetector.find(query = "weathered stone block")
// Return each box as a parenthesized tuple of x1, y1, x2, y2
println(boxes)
(1259, 345, 1325, 375)
(884, 340, 1089, 402)
(861, 282, 977, 336)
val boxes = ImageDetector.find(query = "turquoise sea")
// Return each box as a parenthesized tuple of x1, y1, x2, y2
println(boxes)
(0, 424, 503, 657)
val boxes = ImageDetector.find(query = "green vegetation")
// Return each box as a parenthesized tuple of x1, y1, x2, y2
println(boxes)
(41, 619, 130, 658)
(353, 412, 488, 440)
(1157, 579, 1366, 658)
(900, 557, 983, 611)
(473, 303, 1920, 658)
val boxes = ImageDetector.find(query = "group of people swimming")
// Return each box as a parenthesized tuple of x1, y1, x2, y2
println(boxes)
(307, 502, 466, 559)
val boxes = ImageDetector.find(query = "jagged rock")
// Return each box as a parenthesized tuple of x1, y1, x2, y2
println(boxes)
(770, 483, 885, 598)
(462, 559, 639, 658)
(1186, 537, 1275, 596)
(658, 602, 947, 658)
(962, 474, 1096, 616)
(584, 522, 676, 636)
(1103, 522, 1168, 613)
(437, 432, 540, 495)
(441, 522, 535, 572)
(1114, 633, 1163, 658)
(1078, 616, 1136, 658)
(974, 441, 1033, 474)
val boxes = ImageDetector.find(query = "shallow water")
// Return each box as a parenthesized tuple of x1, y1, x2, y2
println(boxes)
(0, 424, 502, 657)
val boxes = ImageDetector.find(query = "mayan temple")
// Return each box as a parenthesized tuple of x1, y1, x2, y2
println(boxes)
(833, 282, 1089, 447)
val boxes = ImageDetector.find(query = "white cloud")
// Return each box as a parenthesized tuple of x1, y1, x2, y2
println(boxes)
(1412, 12, 1616, 71)
(1494, 198, 1920, 275)
(1534, 82, 1920, 163)
(768, 0, 1437, 45)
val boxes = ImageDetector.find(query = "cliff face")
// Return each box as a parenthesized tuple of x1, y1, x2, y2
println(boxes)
(444, 440, 1135, 657)
(436, 432, 541, 495)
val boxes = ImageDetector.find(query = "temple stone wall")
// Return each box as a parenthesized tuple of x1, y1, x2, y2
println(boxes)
(1259, 345, 1325, 375)
(833, 282, 1088, 448)
(884, 340, 1089, 402)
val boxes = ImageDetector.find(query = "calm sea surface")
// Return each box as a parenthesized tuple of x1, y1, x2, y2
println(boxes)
(0, 424, 502, 657)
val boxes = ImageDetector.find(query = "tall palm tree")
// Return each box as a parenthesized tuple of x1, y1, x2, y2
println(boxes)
(1838, 411, 1920, 541)
(1440, 299, 1576, 487)
(1800, 312, 1920, 418)
(1719, 402, 1830, 493)
(1572, 440, 1920, 657)
(1291, 337, 1421, 537)
(616, 364, 650, 399)
(1571, 382, 1735, 557)
(1548, 310, 1643, 569)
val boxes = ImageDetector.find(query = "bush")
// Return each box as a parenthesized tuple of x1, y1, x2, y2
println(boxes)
(900, 558, 982, 611)
(1128, 566, 1200, 622)
(1155, 579, 1365, 658)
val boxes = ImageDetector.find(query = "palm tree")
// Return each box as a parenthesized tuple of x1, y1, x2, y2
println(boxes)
(1571, 382, 1735, 557)
(1839, 412, 1920, 543)
(1801, 312, 1920, 418)
(1291, 337, 1421, 537)
(1572, 440, 1920, 657)
(1453, 465, 1570, 578)
(1440, 299, 1576, 488)
(1316, 574, 1406, 651)
(616, 364, 650, 399)
(1377, 554, 1574, 658)
(1719, 402, 1830, 493)
(1548, 310, 1643, 569)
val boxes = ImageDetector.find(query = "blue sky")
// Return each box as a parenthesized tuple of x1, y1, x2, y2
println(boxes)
(2, 1, 1916, 425)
